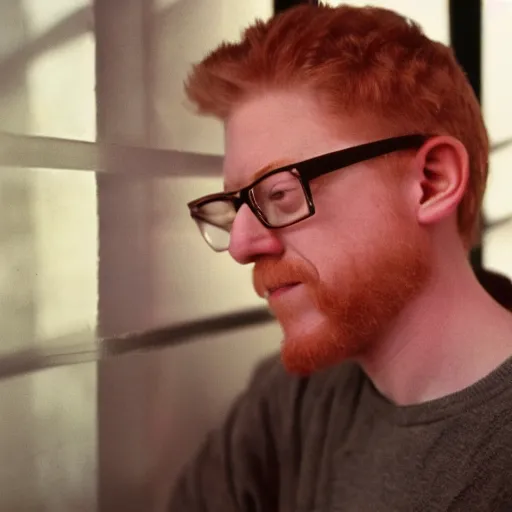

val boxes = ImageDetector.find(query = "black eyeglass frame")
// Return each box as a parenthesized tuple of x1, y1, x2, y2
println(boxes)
(187, 134, 430, 242)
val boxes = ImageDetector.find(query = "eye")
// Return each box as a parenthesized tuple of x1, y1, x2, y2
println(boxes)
(269, 186, 297, 202)
(264, 177, 304, 215)
(251, 169, 309, 225)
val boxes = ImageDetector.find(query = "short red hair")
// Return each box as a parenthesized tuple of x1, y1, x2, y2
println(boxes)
(185, 3, 489, 248)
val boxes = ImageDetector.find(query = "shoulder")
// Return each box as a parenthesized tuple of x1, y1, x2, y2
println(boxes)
(449, 388, 512, 508)
(449, 417, 512, 511)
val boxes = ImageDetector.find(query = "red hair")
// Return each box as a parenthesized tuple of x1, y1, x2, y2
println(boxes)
(185, 3, 489, 248)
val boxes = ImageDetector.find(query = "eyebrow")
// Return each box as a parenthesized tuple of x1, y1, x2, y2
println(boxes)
(223, 158, 295, 192)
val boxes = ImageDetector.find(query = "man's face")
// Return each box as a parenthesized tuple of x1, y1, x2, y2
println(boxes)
(224, 90, 431, 375)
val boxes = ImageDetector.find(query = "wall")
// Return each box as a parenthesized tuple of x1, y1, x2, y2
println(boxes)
(482, 0, 512, 279)
(0, 0, 97, 509)
(1, 1, 508, 510)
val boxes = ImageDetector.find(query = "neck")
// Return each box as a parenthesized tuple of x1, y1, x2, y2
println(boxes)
(359, 256, 512, 406)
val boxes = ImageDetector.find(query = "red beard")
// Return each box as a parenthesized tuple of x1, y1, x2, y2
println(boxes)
(253, 221, 431, 375)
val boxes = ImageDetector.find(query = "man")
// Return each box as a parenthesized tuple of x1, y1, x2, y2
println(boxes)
(169, 4, 512, 511)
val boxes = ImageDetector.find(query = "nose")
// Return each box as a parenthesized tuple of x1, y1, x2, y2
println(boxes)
(228, 204, 284, 264)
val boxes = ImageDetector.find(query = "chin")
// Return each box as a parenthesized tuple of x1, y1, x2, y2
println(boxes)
(279, 321, 356, 376)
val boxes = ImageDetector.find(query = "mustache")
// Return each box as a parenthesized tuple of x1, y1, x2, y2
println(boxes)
(252, 258, 315, 298)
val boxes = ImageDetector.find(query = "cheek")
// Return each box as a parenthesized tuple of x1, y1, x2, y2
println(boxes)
(287, 201, 414, 277)
(313, 174, 399, 233)
(283, 175, 415, 272)
(283, 219, 361, 278)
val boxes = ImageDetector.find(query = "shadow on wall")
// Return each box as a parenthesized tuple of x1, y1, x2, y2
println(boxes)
(0, 5, 92, 97)
(0, 1, 42, 508)
(149, 324, 281, 511)
(95, 1, 279, 510)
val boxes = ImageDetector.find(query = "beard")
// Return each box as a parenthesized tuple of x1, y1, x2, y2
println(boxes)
(252, 214, 431, 376)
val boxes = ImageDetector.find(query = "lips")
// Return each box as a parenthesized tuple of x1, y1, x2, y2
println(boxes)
(265, 282, 300, 299)
(253, 259, 309, 300)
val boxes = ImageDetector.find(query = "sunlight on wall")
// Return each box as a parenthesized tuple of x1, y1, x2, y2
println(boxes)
(27, 32, 97, 341)
(483, 0, 512, 223)
(32, 167, 98, 341)
(27, 33, 96, 142)
(482, 0, 512, 278)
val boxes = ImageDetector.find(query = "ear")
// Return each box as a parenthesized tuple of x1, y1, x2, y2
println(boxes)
(412, 135, 469, 228)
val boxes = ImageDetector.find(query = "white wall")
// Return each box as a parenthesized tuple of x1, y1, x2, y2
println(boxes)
(0, 0, 97, 509)
(482, 0, 512, 278)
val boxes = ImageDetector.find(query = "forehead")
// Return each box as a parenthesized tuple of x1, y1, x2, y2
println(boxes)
(222, 90, 360, 191)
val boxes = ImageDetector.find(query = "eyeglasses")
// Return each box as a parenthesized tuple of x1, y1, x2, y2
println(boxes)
(187, 134, 429, 252)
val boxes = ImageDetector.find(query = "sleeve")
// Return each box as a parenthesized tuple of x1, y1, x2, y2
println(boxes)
(167, 354, 284, 512)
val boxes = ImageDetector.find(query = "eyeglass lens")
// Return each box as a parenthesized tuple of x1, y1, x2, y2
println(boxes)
(195, 169, 309, 251)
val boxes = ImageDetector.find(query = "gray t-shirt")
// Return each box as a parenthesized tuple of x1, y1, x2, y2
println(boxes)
(169, 352, 512, 511)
